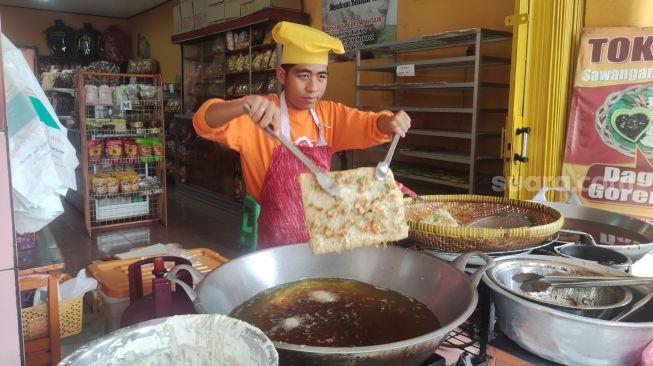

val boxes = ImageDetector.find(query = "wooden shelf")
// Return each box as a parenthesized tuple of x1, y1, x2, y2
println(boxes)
(226, 68, 276, 77)
(358, 82, 510, 91)
(226, 43, 276, 56)
(172, 8, 309, 44)
(357, 56, 510, 72)
(43, 87, 76, 96)
(406, 129, 500, 139)
(394, 171, 470, 190)
(370, 146, 498, 164)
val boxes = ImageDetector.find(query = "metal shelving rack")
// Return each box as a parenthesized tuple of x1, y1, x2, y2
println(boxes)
(78, 72, 168, 236)
(354, 28, 512, 194)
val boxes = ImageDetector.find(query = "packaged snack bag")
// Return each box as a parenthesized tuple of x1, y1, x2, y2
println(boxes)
(91, 174, 107, 194)
(136, 138, 152, 163)
(98, 85, 113, 106)
(105, 139, 123, 164)
(85, 84, 98, 105)
(106, 174, 119, 194)
(150, 137, 163, 162)
(87, 139, 103, 164)
(123, 139, 138, 163)
(130, 171, 140, 192)
(119, 172, 132, 193)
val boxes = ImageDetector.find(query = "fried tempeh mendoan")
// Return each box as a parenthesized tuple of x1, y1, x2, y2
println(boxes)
(299, 167, 409, 255)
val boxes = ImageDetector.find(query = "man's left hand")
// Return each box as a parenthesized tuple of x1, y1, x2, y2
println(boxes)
(378, 111, 411, 137)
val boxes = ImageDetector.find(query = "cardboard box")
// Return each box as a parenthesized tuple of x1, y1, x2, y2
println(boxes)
(253, 0, 302, 12)
(225, 0, 245, 19)
(207, 2, 225, 23)
(240, 0, 255, 16)
(180, 0, 194, 33)
(173, 5, 182, 34)
(193, 0, 208, 29)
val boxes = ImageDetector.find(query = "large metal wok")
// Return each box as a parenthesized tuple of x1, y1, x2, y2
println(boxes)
(168, 244, 493, 366)
(483, 255, 653, 366)
(533, 188, 653, 262)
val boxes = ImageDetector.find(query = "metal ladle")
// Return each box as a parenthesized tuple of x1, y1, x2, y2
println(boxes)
(375, 134, 400, 180)
(514, 272, 653, 292)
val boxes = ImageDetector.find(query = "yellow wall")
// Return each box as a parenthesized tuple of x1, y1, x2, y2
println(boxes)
(128, 1, 181, 83)
(303, 0, 514, 105)
(585, 0, 653, 27)
(0, 5, 128, 55)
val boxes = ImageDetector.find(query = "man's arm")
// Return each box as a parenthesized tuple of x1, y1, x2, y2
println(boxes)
(377, 110, 411, 137)
(204, 95, 281, 134)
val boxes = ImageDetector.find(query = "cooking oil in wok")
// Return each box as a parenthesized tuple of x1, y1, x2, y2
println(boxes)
(229, 278, 440, 347)
(563, 218, 649, 245)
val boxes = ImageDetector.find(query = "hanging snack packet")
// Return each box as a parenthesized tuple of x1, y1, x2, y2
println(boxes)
(123, 139, 138, 163)
(87, 140, 103, 164)
(119, 172, 132, 193)
(91, 174, 107, 194)
(105, 139, 123, 164)
(136, 138, 151, 163)
(150, 137, 163, 162)
(106, 174, 120, 194)
(129, 171, 140, 192)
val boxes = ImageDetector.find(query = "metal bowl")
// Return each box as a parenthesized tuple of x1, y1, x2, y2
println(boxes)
(555, 243, 632, 272)
(486, 256, 633, 319)
(59, 314, 278, 366)
(533, 188, 653, 262)
(483, 255, 653, 366)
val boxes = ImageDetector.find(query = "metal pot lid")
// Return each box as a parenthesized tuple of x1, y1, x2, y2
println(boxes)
(485, 255, 633, 312)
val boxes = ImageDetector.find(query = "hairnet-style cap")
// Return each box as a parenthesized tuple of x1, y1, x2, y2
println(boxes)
(272, 21, 345, 65)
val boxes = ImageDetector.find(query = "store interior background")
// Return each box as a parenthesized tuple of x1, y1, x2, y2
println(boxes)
(0, 0, 525, 274)
(0, 0, 652, 364)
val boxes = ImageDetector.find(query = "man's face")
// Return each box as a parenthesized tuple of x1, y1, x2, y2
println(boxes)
(277, 64, 328, 110)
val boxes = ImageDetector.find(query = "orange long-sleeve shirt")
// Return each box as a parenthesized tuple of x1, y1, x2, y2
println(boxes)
(193, 94, 392, 202)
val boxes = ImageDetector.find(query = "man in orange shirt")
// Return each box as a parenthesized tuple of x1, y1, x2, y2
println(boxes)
(193, 21, 410, 249)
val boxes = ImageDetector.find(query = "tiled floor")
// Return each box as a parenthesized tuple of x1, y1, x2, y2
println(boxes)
(47, 186, 255, 359)
(49, 186, 252, 276)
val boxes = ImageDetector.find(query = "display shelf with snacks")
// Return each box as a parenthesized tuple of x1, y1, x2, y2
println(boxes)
(172, 11, 307, 202)
(78, 72, 167, 236)
(354, 28, 511, 195)
(163, 82, 182, 184)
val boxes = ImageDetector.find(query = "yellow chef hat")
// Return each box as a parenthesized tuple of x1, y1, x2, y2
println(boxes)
(272, 21, 345, 65)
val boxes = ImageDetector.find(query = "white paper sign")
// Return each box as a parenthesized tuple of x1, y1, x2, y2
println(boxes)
(396, 64, 415, 77)
(168, 84, 175, 93)
(120, 100, 132, 111)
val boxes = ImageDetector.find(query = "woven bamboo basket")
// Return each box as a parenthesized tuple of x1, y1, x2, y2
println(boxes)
(404, 195, 564, 252)
(21, 274, 84, 341)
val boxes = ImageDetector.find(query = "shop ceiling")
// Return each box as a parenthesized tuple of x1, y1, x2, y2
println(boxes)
(0, 0, 168, 18)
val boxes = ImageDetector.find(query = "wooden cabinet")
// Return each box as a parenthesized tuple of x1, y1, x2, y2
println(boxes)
(354, 28, 512, 195)
(170, 8, 308, 201)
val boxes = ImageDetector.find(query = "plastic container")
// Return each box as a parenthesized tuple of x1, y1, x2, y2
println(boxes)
(87, 248, 227, 331)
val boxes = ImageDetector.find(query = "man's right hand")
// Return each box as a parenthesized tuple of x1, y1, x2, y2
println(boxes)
(243, 95, 281, 136)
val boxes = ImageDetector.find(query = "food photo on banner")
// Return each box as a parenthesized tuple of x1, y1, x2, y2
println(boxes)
(322, 0, 397, 61)
(563, 27, 653, 222)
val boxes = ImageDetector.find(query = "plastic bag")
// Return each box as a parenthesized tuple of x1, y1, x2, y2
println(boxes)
(34, 269, 98, 305)
(3, 33, 79, 233)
